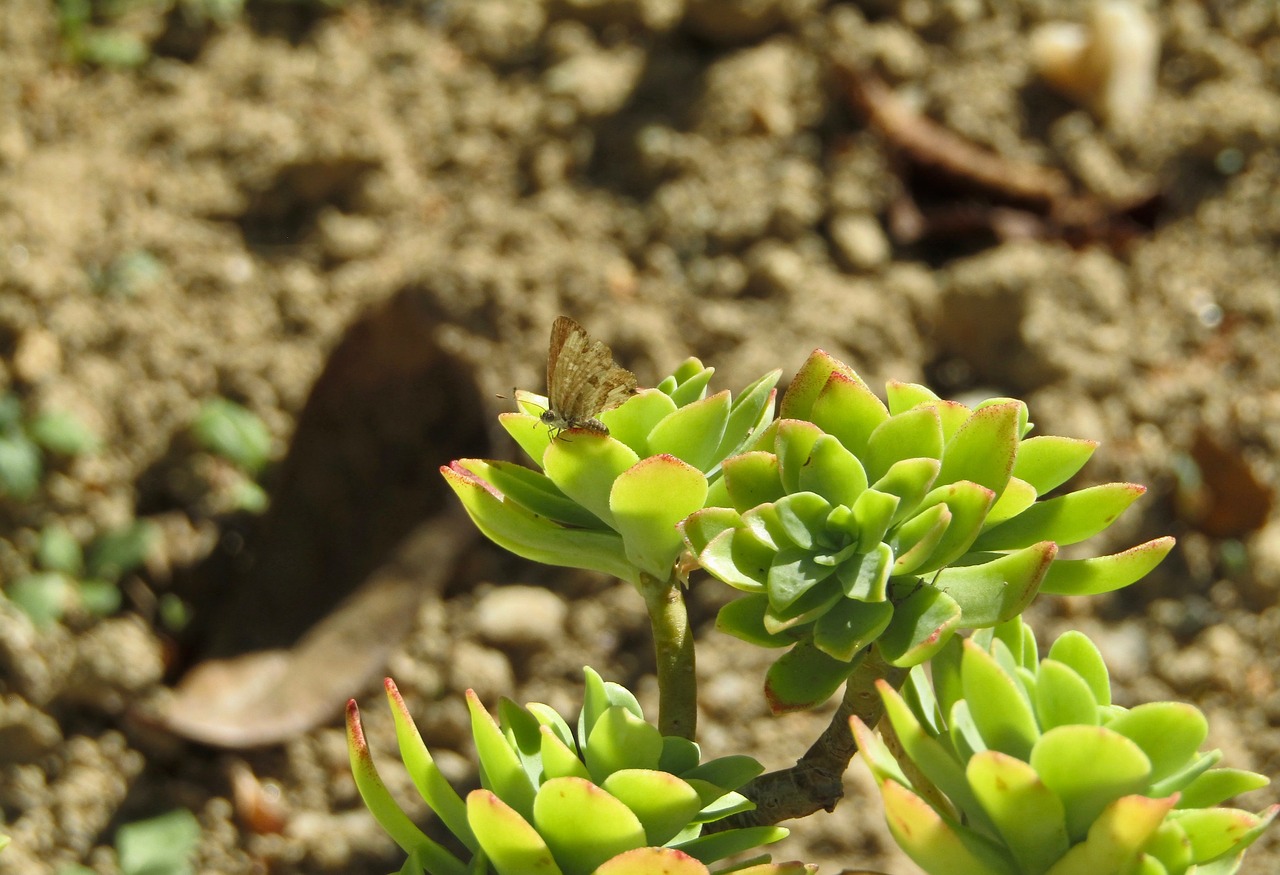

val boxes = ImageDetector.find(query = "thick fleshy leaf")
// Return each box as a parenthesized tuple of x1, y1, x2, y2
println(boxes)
(444, 463, 638, 584)
(465, 459, 602, 528)
(772, 492, 835, 550)
(763, 572, 843, 633)
(679, 507, 742, 557)
(936, 402, 1021, 497)
(798, 434, 868, 507)
(1176, 768, 1271, 809)
(878, 584, 962, 667)
(698, 528, 770, 593)
(1013, 436, 1098, 495)
(779, 349, 866, 421)
(873, 457, 942, 527)
(813, 597, 893, 661)
(850, 714, 912, 789)
(961, 640, 1040, 761)
(1034, 660, 1101, 731)
(967, 751, 1070, 875)
(346, 701, 439, 860)
(713, 370, 782, 463)
(837, 541, 893, 601)
(606, 389, 678, 457)
(878, 681, 998, 838)
(853, 488, 900, 552)
(579, 667, 644, 748)
(592, 847, 709, 875)
(469, 690, 537, 821)
(1030, 726, 1153, 841)
(385, 679, 475, 851)
(665, 359, 715, 406)
(931, 541, 1056, 628)
(1040, 537, 1175, 596)
(601, 770, 702, 846)
(469, 790, 564, 875)
(971, 483, 1147, 552)
(1047, 633, 1111, 707)
(647, 391, 732, 472)
(722, 452, 785, 514)
(611, 455, 708, 580)
(584, 706, 665, 781)
(765, 641, 864, 713)
(879, 779, 1019, 875)
(502, 410, 557, 467)
(863, 406, 945, 484)
(1104, 703, 1207, 784)
(533, 777, 646, 875)
(912, 480, 996, 574)
(672, 825, 790, 866)
(775, 420, 826, 494)
(1042, 794, 1176, 875)
(808, 370, 889, 458)
(892, 504, 952, 575)
(682, 755, 764, 794)
(983, 477, 1038, 528)
(716, 594, 795, 647)
(1167, 805, 1279, 863)
(767, 548, 838, 612)
(542, 726, 592, 781)
(543, 436, 641, 531)
(885, 380, 940, 414)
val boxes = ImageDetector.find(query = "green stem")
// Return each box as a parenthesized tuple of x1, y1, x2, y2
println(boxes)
(637, 571, 697, 740)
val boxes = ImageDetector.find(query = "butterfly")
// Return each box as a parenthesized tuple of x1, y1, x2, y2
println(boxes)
(539, 316, 637, 440)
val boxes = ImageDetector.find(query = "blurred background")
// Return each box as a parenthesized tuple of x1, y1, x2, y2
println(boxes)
(0, 0, 1276, 872)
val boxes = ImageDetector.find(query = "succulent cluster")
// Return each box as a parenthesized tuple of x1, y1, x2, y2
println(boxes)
(443, 358, 779, 586)
(851, 618, 1277, 875)
(347, 669, 806, 875)
(680, 350, 1173, 712)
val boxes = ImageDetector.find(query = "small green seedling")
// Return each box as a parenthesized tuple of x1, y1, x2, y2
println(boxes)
(0, 393, 97, 502)
(57, 808, 200, 875)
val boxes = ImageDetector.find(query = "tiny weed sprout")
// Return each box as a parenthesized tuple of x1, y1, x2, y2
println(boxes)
(348, 326, 1273, 874)
(0, 393, 97, 502)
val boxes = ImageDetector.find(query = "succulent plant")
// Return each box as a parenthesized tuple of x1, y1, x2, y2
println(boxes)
(347, 668, 805, 875)
(678, 350, 1174, 713)
(850, 618, 1277, 875)
(443, 358, 778, 588)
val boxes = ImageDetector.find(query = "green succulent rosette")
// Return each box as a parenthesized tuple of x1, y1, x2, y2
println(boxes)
(850, 618, 1277, 875)
(347, 668, 806, 875)
(678, 351, 1175, 712)
(443, 359, 779, 586)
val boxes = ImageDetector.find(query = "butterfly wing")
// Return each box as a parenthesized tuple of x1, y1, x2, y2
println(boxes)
(546, 316, 637, 421)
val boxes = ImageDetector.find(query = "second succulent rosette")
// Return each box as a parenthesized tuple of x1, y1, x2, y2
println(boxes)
(443, 359, 779, 586)
(678, 351, 1175, 712)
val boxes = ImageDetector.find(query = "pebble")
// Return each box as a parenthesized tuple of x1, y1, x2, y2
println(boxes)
(13, 327, 62, 383)
(473, 585, 567, 649)
(830, 212, 891, 270)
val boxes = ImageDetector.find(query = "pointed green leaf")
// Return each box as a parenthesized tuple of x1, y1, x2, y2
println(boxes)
(967, 751, 1070, 875)
(680, 507, 742, 556)
(468, 789, 565, 874)
(912, 480, 997, 574)
(716, 594, 795, 647)
(863, 406, 944, 484)
(1013, 436, 1098, 494)
(879, 779, 1019, 875)
(682, 755, 764, 794)
(852, 488, 900, 552)
(873, 457, 942, 527)
(1047, 632, 1111, 707)
(984, 477, 1038, 528)
(931, 541, 1056, 627)
(961, 640, 1040, 761)
(1040, 537, 1175, 596)
(469, 690, 537, 822)
(462, 459, 602, 529)
(671, 825, 789, 866)
(713, 370, 782, 464)
(1104, 703, 1207, 784)
(971, 483, 1146, 552)
(775, 419, 825, 494)
(780, 350, 867, 421)
(584, 707, 665, 780)
(892, 504, 952, 575)
(697, 528, 770, 593)
(541, 726, 592, 781)
(647, 391, 732, 472)
(1176, 768, 1270, 809)
(837, 541, 893, 601)
(600, 770, 701, 846)
(606, 389, 678, 457)
(879, 584, 963, 667)
(885, 380, 940, 414)
(1043, 794, 1175, 875)
(808, 370, 890, 458)
(1034, 660, 1101, 731)
(937, 402, 1021, 497)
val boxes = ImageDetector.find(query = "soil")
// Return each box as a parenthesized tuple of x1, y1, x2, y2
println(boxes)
(1, 0, 1277, 873)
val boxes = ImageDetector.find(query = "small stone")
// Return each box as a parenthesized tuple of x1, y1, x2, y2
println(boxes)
(473, 585, 567, 649)
(447, 641, 514, 702)
(0, 696, 62, 763)
(830, 212, 891, 270)
(13, 328, 62, 383)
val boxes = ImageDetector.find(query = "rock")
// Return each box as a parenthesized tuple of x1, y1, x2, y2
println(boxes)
(473, 585, 567, 649)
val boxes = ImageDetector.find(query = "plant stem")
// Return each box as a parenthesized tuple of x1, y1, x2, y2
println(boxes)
(711, 645, 907, 828)
(638, 571, 697, 740)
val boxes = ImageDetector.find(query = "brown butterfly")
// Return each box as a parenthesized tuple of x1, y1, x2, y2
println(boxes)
(540, 316, 637, 439)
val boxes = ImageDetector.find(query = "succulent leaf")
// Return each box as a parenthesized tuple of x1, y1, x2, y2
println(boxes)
(648, 392, 731, 472)
(967, 750, 1070, 874)
(1012, 436, 1098, 494)
(611, 455, 708, 580)
(1040, 537, 1175, 596)
(971, 483, 1147, 552)
(878, 584, 962, 667)
(469, 789, 564, 875)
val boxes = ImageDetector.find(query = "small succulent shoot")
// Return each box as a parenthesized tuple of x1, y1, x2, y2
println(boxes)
(850, 617, 1277, 875)
(678, 350, 1175, 713)
(0, 395, 98, 501)
(347, 668, 794, 875)
(192, 397, 273, 475)
(444, 359, 779, 587)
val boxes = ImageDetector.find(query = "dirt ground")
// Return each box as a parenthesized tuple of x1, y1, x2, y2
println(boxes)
(0, 0, 1277, 872)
